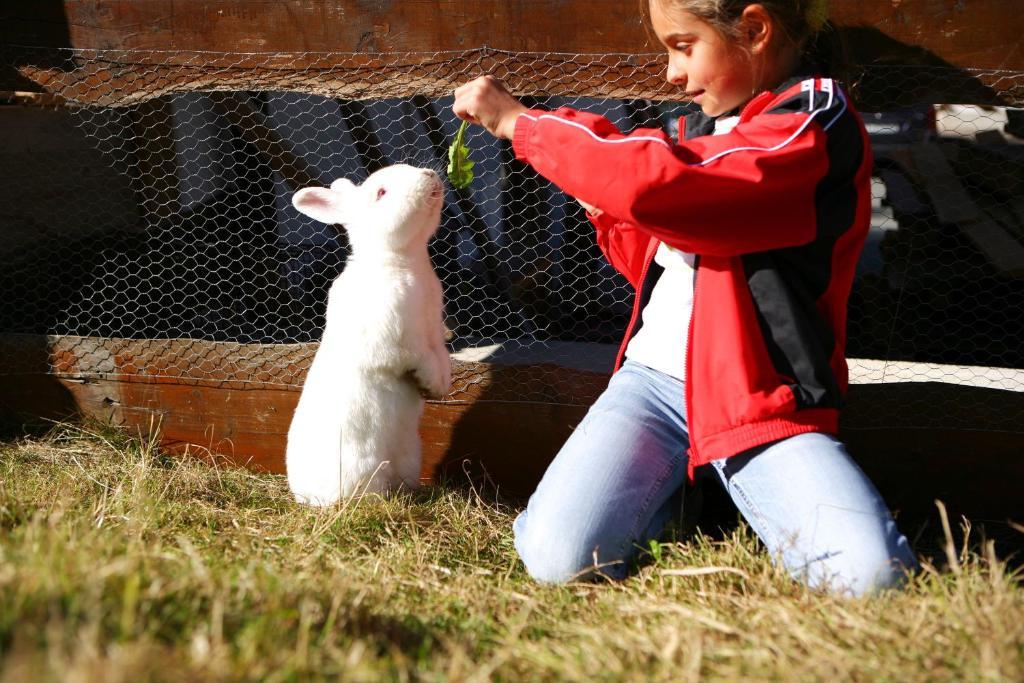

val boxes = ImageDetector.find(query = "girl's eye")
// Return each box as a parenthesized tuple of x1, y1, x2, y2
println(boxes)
(675, 43, 691, 53)
(376, 187, 387, 200)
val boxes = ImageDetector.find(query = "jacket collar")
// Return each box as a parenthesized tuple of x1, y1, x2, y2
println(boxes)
(682, 60, 825, 138)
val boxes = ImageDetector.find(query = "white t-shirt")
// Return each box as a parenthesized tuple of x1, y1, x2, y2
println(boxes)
(623, 114, 740, 380)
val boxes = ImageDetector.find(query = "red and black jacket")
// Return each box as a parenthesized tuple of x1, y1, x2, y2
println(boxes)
(511, 75, 872, 477)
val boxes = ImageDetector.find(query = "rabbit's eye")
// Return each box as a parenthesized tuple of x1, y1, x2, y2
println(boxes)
(376, 187, 387, 201)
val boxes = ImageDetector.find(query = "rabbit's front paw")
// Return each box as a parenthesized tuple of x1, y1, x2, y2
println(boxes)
(405, 367, 448, 400)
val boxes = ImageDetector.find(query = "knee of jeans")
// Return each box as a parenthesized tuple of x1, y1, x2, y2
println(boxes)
(827, 553, 915, 597)
(793, 537, 917, 597)
(514, 513, 628, 584)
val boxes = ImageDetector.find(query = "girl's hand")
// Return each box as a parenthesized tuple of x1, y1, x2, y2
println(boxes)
(453, 75, 528, 140)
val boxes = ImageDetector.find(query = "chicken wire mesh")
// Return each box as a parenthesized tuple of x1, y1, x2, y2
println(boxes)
(1, 46, 1023, 434)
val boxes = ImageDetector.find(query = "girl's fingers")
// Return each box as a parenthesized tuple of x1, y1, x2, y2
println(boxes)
(451, 95, 475, 123)
(453, 103, 480, 124)
(454, 75, 503, 103)
(453, 79, 487, 120)
(453, 75, 520, 137)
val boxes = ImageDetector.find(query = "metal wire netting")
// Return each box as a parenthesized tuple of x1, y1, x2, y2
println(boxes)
(1, 47, 1023, 431)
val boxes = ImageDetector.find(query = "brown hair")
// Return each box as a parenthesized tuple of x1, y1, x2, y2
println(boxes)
(641, 0, 850, 85)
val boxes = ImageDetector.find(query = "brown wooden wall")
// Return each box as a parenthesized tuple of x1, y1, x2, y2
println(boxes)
(2, 0, 1020, 67)
(2, 1, 1023, 107)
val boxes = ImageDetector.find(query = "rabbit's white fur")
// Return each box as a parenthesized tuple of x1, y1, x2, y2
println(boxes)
(286, 164, 451, 505)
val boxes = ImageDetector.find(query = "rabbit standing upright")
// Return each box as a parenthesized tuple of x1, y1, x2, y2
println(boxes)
(286, 164, 451, 505)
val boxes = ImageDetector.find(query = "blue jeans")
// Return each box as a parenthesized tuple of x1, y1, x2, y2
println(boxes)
(513, 360, 918, 595)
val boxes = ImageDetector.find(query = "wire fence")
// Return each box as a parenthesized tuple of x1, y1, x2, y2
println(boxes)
(1, 46, 1022, 431)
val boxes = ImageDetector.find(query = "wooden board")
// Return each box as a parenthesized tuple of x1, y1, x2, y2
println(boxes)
(2, 1, 1020, 69)
(2, 1, 1022, 107)
(910, 142, 1024, 277)
(2, 335, 1022, 522)
(0, 335, 611, 486)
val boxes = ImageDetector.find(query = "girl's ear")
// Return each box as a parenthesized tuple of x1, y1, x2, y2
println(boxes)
(292, 187, 346, 224)
(740, 3, 772, 55)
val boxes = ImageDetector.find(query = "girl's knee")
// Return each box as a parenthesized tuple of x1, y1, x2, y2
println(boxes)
(818, 553, 915, 596)
(513, 511, 629, 583)
(791, 534, 917, 596)
(850, 536, 918, 595)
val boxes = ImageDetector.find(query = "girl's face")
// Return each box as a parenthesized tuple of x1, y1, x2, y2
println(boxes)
(649, 0, 759, 117)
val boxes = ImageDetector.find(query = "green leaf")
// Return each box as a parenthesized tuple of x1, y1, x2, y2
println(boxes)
(447, 120, 475, 190)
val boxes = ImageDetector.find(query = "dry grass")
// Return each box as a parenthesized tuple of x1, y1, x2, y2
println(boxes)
(0, 422, 1022, 682)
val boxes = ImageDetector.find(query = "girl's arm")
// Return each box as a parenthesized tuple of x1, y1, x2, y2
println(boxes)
(512, 84, 863, 258)
(452, 75, 654, 285)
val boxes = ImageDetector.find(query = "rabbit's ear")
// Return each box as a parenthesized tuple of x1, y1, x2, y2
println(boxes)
(330, 178, 356, 196)
(292, 187, 346, 224)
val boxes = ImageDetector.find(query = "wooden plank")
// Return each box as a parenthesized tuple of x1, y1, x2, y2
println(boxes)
(0, 49, 669, 107)
(2, 1, 1022, 107)
(5, 369, 1021, 521)
(909, 144, 980, 223)
(209, 92, 328, 192)
(2, 48, 1017, 110)
(841, 380, 1024, 521)
(910, 142, 1024, 277)
(2, 1, 1019, 70)
(0, 334, 609, 492)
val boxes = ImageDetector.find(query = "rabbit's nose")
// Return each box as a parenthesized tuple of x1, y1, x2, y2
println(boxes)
(428, 177, 443, 198)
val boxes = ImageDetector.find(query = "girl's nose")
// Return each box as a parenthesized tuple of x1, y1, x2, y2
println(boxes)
(666, 60, 687, 87)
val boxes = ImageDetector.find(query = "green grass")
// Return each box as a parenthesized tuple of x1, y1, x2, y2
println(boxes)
(0, 422, 1022, 681)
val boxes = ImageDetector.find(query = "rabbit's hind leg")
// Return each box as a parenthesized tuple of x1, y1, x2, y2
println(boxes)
(287, 453, 342, 507)
(339, 437, 393, 498)
(390, 421, 423, 491)
(285, 424, 343, 507)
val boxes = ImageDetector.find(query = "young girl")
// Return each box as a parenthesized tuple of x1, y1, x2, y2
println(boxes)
(453, 0, 918, 595)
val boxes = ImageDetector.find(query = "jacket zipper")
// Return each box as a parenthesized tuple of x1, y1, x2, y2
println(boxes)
(614, 241, 659, 371)
(684, 255, 700, 475)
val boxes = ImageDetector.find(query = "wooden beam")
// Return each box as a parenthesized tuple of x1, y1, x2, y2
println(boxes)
(209, 92, 328, 192)
(0, 48, 669, 107)
(2, 1, 1022, 107)
(3, 1, 1021, 69)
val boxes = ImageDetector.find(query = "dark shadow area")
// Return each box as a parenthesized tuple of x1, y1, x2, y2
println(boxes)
(0, 2, 73, 94)
(0, 231, 116, 337)
(0, 335, 80, 440)
(837, 26, 1013, 111)
(434, 395, 590, 502)
(0, 101, 141, 338)
(0, 185, 317, 344)
(0, 93, 332, 344)
(849, 145, 1024, 369)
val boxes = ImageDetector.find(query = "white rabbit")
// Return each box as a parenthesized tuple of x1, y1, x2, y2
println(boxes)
(286, 164, 451, 505)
